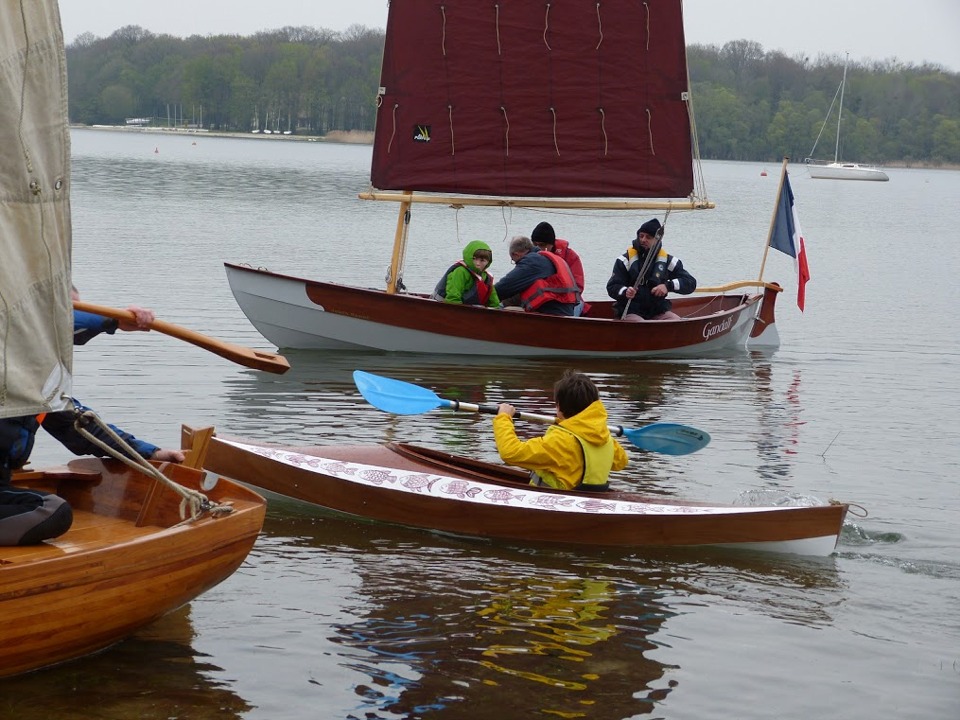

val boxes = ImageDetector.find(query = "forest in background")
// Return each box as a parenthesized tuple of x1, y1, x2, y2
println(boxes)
(65, 27, 960, 165)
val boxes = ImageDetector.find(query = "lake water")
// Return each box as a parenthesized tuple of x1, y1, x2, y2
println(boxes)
(4, 128, 958, 718)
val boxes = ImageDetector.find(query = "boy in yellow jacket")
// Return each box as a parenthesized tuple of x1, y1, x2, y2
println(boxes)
(493, 370, 629, 491)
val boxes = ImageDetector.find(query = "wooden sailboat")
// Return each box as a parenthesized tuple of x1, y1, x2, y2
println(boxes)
(805, 53, 889, 181)
(0, 4, 266, 678)
(226, 0, 784, 356)
(3, 453, 266, 678)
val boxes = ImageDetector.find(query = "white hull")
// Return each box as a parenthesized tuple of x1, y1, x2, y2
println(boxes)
(225, 263, 768, 358)
(807, 162, 889, 181)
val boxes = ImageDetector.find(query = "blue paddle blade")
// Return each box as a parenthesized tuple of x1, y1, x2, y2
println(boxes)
(353, 370, 444, 415)
(622, 423, 711, 455)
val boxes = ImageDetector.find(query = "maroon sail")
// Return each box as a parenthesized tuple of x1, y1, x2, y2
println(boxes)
(371, 0, 694, 198)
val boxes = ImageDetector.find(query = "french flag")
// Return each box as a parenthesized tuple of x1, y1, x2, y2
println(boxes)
(769, 172, 810, 311)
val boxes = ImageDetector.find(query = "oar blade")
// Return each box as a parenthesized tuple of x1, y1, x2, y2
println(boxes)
(353, 370, 444, 415)
(623, 423, 710, 455)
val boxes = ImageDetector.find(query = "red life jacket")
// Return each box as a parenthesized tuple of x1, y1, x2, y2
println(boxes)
(519, 252, 579, 311)
(457, 261, 493, 306)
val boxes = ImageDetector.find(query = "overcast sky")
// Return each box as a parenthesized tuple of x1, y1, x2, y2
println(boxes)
(58, 0, 960, 72)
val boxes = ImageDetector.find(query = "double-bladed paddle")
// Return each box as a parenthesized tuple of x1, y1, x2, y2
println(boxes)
(353, 370, 710, 455)
(73, 301, 290, 374)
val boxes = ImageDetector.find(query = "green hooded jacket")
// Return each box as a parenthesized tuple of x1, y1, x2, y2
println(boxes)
(432, 240, 501, 307)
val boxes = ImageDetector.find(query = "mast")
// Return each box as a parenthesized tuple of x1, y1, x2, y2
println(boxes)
(835, 53, 848, 163)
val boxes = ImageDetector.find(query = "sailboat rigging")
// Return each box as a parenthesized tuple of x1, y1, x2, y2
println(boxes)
(805, 53, 889, 181)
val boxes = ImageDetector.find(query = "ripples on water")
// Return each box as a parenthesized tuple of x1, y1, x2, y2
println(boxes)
(8, 129, 958, 719)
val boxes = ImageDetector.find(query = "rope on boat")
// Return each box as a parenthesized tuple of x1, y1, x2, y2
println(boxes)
(595, 3, 604, 50)
(598, 107, 608, 156)
(440, 5, 448, 56)
(72, 408, 234, 522)
(500, 106, 510, 156)
(550, 108, 560, 156)
(543, 4, 552, 51)
(646, 109, 655, 155)
(832, 499, 868, 518)
(448, 104, 455, 155)
(495, 5, 502, 55)
(643, 2, 651, 51)
(387, 103, 398, 154)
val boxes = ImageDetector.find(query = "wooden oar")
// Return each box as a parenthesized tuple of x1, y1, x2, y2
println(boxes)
(73, 301, 290, 374)
(353, 370, 710, 455)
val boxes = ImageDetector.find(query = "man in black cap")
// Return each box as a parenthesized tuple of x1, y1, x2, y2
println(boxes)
(531, 221, 587, 316)
(605, 218, 696, 320)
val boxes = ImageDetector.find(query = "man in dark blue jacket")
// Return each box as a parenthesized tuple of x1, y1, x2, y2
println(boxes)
(606, 219, 697, 320)
(494, 236, 578, 316)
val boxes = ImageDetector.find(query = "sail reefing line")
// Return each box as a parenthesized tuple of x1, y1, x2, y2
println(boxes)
(543, 4, 552, 51)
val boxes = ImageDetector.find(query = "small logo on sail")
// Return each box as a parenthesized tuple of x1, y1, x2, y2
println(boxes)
(413, 125, 431, 142)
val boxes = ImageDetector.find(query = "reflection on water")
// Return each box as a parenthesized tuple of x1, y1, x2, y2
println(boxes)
(225, 503, 843, 719)
(0, 607, 252, 720)
(331, 558, 674, 718)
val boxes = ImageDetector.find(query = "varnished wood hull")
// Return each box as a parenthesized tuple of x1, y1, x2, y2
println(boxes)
(224, 263, 780, 356)
(1, 459, 266, 678)
(201, 435, 846, 557)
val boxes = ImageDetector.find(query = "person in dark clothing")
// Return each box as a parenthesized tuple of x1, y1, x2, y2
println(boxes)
(494, 236, 579, 316)
(1, 294, 184, 544)
(531, 221, 588, 317)
(71, 283, 156, 344)
(606, 218, 697, 321)
(0, 401, 177, 486)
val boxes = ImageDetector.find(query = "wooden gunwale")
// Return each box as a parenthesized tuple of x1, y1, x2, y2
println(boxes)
(1, 458, 266, 678)
(201, 436, 846, 551)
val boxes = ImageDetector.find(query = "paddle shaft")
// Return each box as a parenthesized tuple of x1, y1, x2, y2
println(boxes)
(73, 301, 290, 374)
(441, 398, 633, 439)
(351, 370, 710, 455)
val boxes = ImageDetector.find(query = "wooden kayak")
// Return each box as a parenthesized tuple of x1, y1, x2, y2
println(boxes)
(196, 431, 847, 557)
(1, 455, 266, 678)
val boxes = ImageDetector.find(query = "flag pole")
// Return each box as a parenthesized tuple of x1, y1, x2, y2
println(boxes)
(757, 156, 791, 283)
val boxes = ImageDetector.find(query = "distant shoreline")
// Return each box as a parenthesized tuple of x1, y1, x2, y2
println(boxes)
(71, 125, 958, 168)
(75, 124, 375, 145)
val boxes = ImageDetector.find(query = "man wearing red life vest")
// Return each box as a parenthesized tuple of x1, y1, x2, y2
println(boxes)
(531, 221, 588, 316)
(494, 236, 579, 316)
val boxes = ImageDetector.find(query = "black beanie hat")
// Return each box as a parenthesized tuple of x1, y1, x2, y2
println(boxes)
(637, 218, 662, 237)
(531, 221, 556, 246)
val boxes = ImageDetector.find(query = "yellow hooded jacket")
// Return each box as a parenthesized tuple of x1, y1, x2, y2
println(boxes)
(492, 400, 629, 491)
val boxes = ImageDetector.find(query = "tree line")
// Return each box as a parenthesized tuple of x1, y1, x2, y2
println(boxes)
(66, 28, 960, 164)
